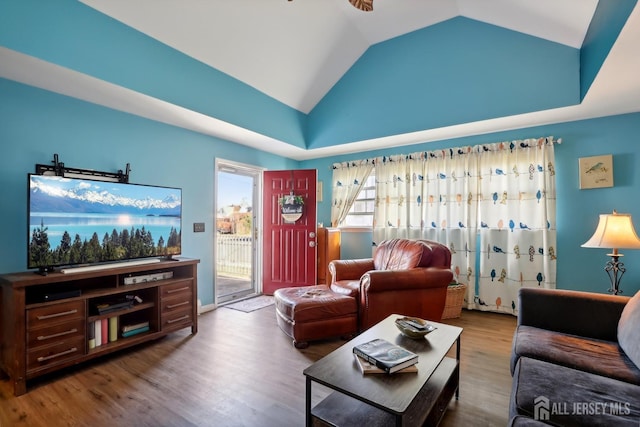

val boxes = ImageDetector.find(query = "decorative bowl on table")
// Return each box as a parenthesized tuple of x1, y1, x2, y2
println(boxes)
(395, 316, 437, 339)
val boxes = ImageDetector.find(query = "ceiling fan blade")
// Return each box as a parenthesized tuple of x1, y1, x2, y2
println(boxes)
(349, 0, 373, 12)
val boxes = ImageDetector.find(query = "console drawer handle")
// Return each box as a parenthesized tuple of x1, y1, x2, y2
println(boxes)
(36, 309, 78, 320)
(36, 347, 78, 362)
(166, 286, 189, 294)
(166, 301, 189, 309)
(37, 328, 78, 341)
(166, 315, 189, 324)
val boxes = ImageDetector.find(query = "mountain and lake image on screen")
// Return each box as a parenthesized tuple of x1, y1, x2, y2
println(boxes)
(28, 175, 182, 271)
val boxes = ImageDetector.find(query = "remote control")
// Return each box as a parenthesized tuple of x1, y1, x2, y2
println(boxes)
(398, 319, 436, 333)
(404, 319, 428, 330)
(397, 320, 422, 331)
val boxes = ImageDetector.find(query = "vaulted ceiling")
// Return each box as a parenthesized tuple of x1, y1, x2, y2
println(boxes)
(1, 1, 639, 160)
(80, 0, 600, 113)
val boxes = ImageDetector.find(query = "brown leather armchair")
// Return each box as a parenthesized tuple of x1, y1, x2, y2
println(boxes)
(329, 239, 453, 331)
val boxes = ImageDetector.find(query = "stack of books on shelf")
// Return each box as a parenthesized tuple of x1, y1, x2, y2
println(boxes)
(88, 317, 119, 349)
(121, 321, 150, 338)
(353, 338, 419, 374)
(88, 319, 150, 349)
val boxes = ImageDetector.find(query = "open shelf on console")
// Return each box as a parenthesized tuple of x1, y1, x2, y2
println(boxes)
(88, 287, 156, 315)
(87, 329, 156, 356)
(87, 301, 155, 322)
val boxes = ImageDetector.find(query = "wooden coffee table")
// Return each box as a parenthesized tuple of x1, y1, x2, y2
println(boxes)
(303, 314, 462, 426)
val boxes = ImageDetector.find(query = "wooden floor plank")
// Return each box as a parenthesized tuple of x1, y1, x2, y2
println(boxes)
(0, 306, 516, 426)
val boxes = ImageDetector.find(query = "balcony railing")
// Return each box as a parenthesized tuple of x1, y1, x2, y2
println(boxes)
(216, 234, 252, 277)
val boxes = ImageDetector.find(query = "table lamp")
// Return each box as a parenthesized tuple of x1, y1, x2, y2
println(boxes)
(582, 210, 640, 295)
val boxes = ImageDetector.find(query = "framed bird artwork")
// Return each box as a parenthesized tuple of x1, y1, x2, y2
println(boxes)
(579, 154, 614, 189)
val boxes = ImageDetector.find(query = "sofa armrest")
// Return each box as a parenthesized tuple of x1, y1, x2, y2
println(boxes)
(518, 287, 629, 341)
(361, 268, 453, 293)
(328, 259, 374, 283)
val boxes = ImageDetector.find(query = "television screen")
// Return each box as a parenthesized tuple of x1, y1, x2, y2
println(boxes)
(28, 174, 182, 271)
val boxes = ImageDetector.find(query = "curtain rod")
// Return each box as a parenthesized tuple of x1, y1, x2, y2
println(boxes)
(333, 136, 561, 169)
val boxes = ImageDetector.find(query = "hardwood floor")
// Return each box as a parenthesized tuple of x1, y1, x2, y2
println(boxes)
(0, 306, 516, 426)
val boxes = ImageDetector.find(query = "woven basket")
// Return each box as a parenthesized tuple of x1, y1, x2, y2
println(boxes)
(442, 283, 467, 319)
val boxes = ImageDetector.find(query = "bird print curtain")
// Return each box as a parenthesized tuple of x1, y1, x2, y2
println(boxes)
(476, 139, 557, 314)
(372, 136, 558, 315)
(372, 149, 478, 300)
(330, 160, 374, 227)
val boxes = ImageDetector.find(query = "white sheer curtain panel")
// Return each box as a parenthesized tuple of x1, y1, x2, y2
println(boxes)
(330, 160, 374, 227)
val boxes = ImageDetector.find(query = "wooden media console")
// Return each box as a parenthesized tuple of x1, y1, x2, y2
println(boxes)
(0, 257, 199, 396)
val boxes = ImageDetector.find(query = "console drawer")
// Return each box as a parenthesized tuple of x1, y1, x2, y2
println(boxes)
(161, 293, 193, 315)
(161, 308, 193, 331)
(27, 300, 85, 329)
(159, 280, 193, 300)
(27, 318, 85, 349)
(27, 336, 85, 372)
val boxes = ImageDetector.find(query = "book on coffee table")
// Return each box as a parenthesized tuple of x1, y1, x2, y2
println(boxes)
(353, 353, 418, 375)
(353, 338, 418, 373)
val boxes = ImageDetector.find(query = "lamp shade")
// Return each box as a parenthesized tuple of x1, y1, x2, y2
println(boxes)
(582, 211, 640, 250)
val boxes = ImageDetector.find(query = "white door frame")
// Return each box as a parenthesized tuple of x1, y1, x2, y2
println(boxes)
(214, 158, 264, 305)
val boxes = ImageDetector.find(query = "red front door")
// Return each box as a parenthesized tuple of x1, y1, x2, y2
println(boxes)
(262, 169, 317, 295)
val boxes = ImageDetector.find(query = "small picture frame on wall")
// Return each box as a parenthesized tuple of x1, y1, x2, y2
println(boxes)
(579, 154, 614, 189)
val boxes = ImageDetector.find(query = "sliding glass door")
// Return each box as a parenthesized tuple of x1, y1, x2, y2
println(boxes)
(215, 159, 262, 304)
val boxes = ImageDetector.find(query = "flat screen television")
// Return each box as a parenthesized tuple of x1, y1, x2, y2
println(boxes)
(28, 174, 182, 273)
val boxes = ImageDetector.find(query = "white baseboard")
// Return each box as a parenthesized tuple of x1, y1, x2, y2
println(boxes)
(197, 299, 217, 314)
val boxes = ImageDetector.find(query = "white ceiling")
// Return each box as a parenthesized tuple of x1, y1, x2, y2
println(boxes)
(2, 0, 639, 160)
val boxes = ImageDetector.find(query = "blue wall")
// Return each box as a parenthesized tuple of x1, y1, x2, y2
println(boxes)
(307, 17, 579, 149)
(304, 112, 640, 296)
(0, 0, 307, 149)
(0, 78, 297, 305)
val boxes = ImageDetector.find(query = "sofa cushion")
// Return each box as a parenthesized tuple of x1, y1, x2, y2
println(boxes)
(517, 288, 627, 342)
(511, 357, 640, 426)
(512, 325, 640, 385)
(507, 415, 552, 427)
(618, 291, 640, 369)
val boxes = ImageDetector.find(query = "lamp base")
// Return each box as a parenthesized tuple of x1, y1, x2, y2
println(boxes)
(604, 254, 625, 295)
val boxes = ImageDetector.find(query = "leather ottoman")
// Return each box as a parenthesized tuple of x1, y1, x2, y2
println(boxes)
(274, 285, 358, 349)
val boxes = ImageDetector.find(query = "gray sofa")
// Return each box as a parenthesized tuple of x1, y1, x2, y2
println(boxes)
(509, 287, 640, 426)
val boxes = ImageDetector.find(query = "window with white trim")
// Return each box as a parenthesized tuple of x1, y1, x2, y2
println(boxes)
(341, 173, 376, 227)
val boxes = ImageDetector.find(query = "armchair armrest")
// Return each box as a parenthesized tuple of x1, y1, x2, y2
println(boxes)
(329, 259, 374, 283)
(518, 287, 629, 342)
(361, 268, 453, 293)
